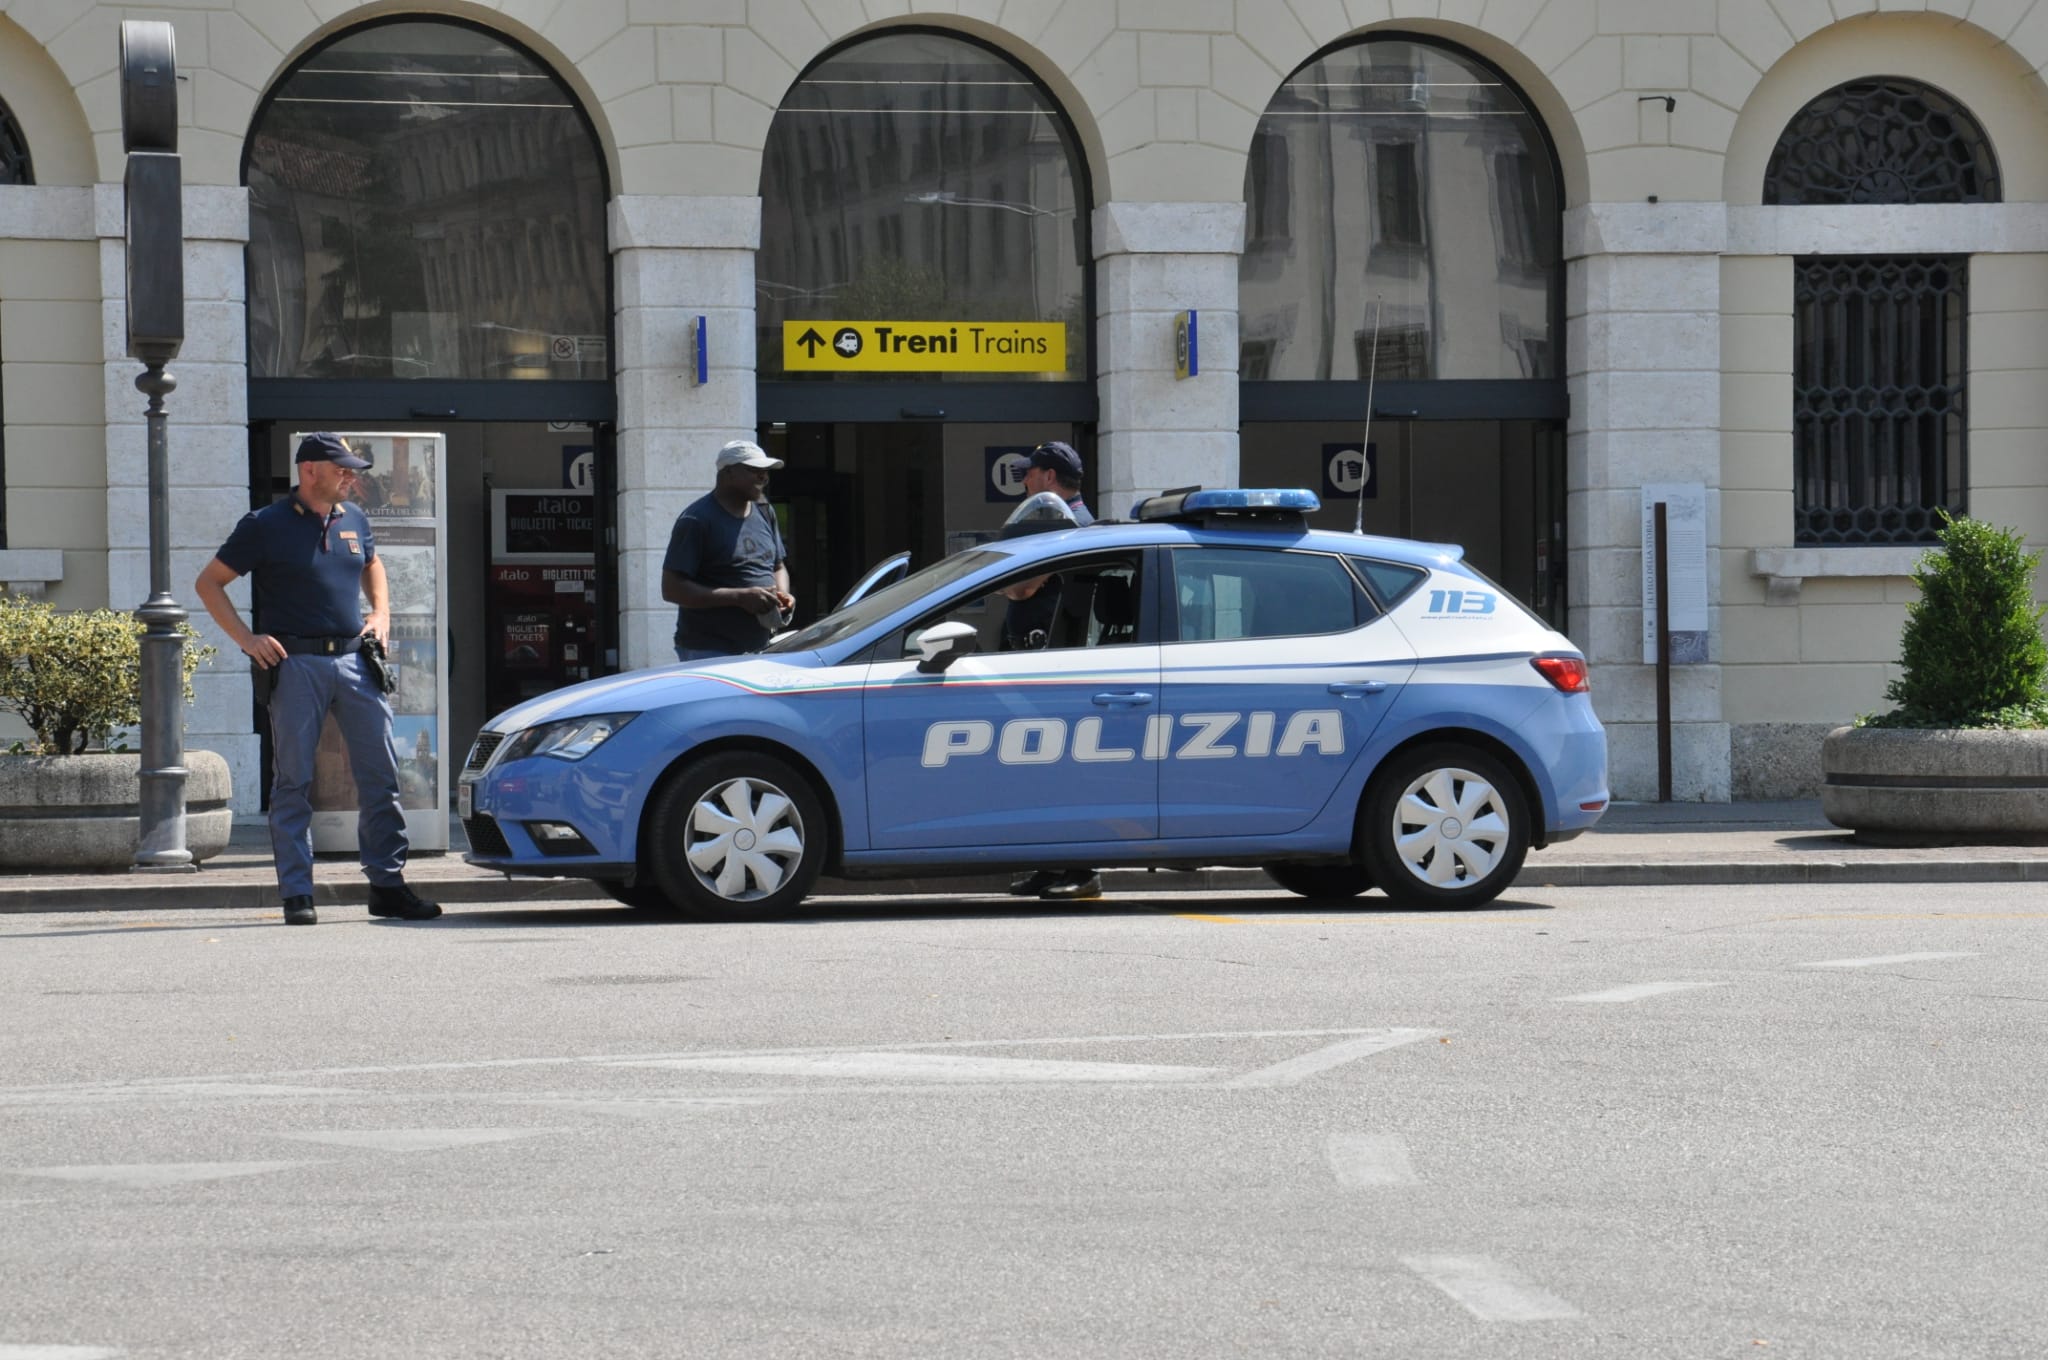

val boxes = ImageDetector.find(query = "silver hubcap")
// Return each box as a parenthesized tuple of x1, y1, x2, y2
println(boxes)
(684, 776, 806, 901)
(1391, 766, 1510, 888)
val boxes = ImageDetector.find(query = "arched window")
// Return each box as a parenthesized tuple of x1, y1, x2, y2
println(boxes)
(1764, 77, 1999, 205)
(1769, 79, 1992, 545)
(243, 20, 608, 381)
(1239, 36, 1563, 388)
(756, 30, 1090, 382)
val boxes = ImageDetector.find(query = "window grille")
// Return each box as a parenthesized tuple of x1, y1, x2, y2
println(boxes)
(1793, 256, 1966, 544)
(1765, 78, 1999, 205)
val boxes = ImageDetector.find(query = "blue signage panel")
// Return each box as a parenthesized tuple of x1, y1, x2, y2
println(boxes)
(1322, 442, 1377, 500)
(985, 445, 1034, 502)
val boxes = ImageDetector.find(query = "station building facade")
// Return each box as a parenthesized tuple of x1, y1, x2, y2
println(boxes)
(0, 0, 2045, 811)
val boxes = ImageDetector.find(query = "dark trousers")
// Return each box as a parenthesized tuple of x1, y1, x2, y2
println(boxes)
(267, 653, 407, 897)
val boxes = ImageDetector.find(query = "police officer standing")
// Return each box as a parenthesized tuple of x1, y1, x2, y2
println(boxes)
(194, 433, 441, 926)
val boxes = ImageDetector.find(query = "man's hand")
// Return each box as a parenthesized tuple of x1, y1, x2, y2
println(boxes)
(733, 586, 784, 616)
(245, 634, 287, 668)
(360, 610, 391, 644)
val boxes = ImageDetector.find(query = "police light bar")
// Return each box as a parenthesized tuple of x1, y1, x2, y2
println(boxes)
(1133, 487, 1321, 523)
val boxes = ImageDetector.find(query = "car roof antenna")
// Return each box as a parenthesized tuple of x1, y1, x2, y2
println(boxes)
(1355, 297, 1382, 537)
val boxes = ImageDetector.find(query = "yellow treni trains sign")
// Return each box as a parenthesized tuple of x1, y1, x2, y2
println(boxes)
(782, 321, 1066, 373)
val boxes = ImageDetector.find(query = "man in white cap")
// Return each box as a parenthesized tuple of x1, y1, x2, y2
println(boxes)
(660, 438, 796, 661)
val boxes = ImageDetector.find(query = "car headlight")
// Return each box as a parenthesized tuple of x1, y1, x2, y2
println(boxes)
(495, 713, 636, 765)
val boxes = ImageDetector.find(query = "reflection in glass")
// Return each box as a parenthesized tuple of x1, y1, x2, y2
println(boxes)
(246, 21, 608, 381)
(1240, 39, 1560, 382)
(757, 31, 1088, 381)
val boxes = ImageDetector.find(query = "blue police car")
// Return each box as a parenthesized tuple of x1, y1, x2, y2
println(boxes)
(459, 489, 1607, 918)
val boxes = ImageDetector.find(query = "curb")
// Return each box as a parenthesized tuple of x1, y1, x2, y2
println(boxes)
(7, 858, 2048, 913)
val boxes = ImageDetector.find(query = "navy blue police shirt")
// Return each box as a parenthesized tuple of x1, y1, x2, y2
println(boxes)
(215, 492, 376, 638)
(662, 492, 786, 653)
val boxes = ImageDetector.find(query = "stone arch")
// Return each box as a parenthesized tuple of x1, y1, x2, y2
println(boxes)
(1725, 12, 2048, 205)
(0, 14, 92, 186)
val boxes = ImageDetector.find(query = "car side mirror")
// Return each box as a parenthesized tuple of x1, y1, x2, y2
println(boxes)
(913, 620, 980, 673)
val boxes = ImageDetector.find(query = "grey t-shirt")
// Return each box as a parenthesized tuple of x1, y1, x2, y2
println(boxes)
(663, 493, 787, 653)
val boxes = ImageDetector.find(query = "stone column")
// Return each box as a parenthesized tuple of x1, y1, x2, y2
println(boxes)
(610, 195, 760, 670)
(99, 185, 258, 812)
(1565, 203, 1730, 801)
(1091, 202, 1244, 517)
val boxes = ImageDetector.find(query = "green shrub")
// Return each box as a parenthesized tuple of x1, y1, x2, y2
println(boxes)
(0, 594, 214, 755)
(1866, 513, 2048, 729)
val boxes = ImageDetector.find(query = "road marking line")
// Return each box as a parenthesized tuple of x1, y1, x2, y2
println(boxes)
(0, 1028, 1424, 1099)
(621, 1053, 1224, 1083)
(0, 1347, 127, 1359)
(1226, 1029, 1440, 1086)
(3, 1162, 315, 1188)
(271, 1128, 561, 1153)
(1799, 951, 1981, 969)
(1326, 1133, 1419, 1187)
(1561, 980, 1726, 1004)
(1401, 1254, 1582, 1321)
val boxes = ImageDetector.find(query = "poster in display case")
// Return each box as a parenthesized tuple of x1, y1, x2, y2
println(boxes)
(299, 431, 450, 853)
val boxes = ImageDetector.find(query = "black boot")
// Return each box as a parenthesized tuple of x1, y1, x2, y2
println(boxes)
(282, 895, 317, 926)
(1008, 869, 1060, 897)
(1039, 869, 1102, 901)
(367, 882, 442, 920)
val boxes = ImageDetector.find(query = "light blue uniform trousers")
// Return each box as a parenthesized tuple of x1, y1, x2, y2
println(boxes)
(267, 652, 407, 897)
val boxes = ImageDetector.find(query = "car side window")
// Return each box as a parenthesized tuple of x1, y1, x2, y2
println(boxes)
(1171, 548, 1368, 642)
(1348, 557, 1427, 609)
(896, 551, 1145, 657)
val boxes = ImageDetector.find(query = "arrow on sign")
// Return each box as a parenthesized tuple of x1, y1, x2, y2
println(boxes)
(795, 328, 827, 359)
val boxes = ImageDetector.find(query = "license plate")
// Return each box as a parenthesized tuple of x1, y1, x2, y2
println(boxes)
(457, 782, 473, 819)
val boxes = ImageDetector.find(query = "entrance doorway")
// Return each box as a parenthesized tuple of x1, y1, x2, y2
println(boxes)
(759, 421, 1090, 623)
(1240, 420, 1568, 628)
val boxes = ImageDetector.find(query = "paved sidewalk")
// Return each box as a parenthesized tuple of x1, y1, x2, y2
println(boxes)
(4, 800, 2047, 914)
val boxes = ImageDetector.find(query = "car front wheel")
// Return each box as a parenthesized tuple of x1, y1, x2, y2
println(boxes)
(1360, 744, 1529, 910)
(648, 752, 827, 921)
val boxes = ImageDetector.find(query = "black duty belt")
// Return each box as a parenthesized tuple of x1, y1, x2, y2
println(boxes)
(276, 634, 363, 656)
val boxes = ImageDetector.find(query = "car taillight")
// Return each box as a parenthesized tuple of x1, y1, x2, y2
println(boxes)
(1531, 656, 1589, 693)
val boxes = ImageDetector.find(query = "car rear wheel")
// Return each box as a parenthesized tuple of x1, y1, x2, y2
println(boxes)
(1360, 744, 1529, 910)
(1262, 862, 1374, 899)
(596, 879, 669, 911)
(648, 752, 826, 921)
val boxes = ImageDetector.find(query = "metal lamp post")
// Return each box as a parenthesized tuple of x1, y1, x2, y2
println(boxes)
(121, 21, 194, 872)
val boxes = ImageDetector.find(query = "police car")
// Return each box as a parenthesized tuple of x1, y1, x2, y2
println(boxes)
(459, 489, 1607, 918)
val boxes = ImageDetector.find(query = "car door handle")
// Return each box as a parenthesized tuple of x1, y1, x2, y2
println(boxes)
(1092, 691, 1154, 708)
(1327, 681, 1387, 698)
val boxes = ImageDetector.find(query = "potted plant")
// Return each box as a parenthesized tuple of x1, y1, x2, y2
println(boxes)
(1821, 513, 2048, 844)
(0, 593, 231, 868)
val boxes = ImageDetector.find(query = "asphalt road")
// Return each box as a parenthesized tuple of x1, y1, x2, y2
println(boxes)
(2, 884, 2044, 1359)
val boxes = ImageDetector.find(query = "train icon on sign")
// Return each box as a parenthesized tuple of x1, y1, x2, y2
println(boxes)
(1323, 442, 1377, 499)
(986, 447, 1035, 502)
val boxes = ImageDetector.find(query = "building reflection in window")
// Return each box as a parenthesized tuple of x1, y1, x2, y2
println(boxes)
(757, 29, 1089, 382)
(1240, 37, 1561, 382)
(244, 20, 608, 382)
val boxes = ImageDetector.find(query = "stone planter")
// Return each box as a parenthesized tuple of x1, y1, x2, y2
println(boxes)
(0, 751, 233, 869)
(1820, 725, 2048, 845)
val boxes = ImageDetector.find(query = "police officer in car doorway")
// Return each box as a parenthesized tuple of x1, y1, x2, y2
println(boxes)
(1006, 439, 1101, 902)
(193, 433, 441, 927)
(1021, 440, 1093, 525)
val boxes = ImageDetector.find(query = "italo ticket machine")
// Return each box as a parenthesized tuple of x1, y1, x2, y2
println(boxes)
(487, 488, 599, 718)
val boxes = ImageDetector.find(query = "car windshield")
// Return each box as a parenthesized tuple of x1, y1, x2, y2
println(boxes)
(762, 550, 1005, 654)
